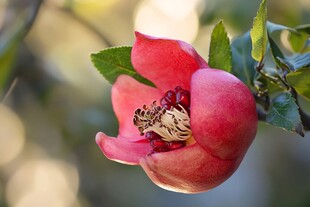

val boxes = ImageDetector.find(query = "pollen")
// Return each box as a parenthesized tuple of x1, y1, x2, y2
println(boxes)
(133, 86, 193, 153)
(133, 102, 192, 142)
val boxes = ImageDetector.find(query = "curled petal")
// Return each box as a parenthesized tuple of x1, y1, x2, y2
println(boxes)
(140, 143, 241, 193)
(131, 32, 209, 92)
(112, 75, 163, 141)
(96, 132, 152, 165)
(191, 69, 258, 160)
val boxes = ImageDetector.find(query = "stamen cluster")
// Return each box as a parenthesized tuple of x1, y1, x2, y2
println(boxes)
(133, 86, 192, 153)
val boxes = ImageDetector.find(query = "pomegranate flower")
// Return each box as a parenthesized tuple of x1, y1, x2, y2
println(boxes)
(96, 32, 258, 193)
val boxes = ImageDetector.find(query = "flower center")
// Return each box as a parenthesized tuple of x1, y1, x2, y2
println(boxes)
(133, 86, 193, 153)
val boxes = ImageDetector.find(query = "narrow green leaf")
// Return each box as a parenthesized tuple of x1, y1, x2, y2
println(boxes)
(91, 46, 154, 87)
(231, 32, 257, 90)
(266, 92, 304, 136)
(208, 20, 232, 72)
(286, 67, 310, 100)
(250, 0, 268, 62)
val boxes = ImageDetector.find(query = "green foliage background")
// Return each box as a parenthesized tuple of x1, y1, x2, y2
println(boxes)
(0, 0, 309, 207)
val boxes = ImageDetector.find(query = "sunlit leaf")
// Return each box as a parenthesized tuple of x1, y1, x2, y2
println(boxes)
(91, 46, 154, 86)
(289, 33, 308, 53)
(286, 67, 310, 100)
(250, 0, 267, 62)
(288, 24, 310, 53)
(266, 92, 304, 136)
(208, 20, 232, 72)
(231, 32, 257, 90)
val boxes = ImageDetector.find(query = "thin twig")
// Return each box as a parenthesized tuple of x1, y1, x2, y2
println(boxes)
(1, 78, 18, 103)
(255, 59, 310, 133)
(257, 107, 267, 121)
(46, 2, 114, 47)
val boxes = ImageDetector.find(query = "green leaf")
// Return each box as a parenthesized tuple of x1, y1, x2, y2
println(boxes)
(288, 24, 310, 53)
(266, 21, 296, 35)
(267, 33, 285, 69)
(286, 67, 310, 100)
(208, 20, 232, 72)
(289, 32, 309, 53)
(255, 72, 282, 95)
(265, 21, 309, 53)
(276, 57, 294, 72)
(266, 92, 304, 136)
(295, 24, 310, 34)
(91, 46, 154, 87)
(250, 0, 268, 62)
(231, 32, 257, 90)
(283, 53, 310, 71)
(265, 22, 309, 53)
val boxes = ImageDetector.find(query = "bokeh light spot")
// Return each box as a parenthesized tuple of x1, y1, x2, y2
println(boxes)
(0, 104, 25, 166)
(134, 0, 200, 43)
(6, 159, 79, 207)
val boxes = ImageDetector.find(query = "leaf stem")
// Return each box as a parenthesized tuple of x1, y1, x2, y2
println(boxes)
(255, 62, 310, 134)
(257, 107, 267, 121)
(255, 58, 289, 92)
(256, 60, 278, 82)
(254, 92, 270, 111)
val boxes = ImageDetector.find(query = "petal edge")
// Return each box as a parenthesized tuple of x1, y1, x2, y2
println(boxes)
(96, 132, 151, 165)
(132, 32, 209, 92)
(112, 75, 163, 141)
(139, 143, 241, 193)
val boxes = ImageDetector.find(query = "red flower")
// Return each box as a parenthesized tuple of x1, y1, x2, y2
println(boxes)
(96, 32, 257, 193)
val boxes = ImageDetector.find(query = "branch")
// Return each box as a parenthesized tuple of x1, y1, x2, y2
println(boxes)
(0, 0, 43, 101)
(257, 107, 267, 121)
(300, 109, 310, 131)
(254, 58, 310, 134)
(46, 2, 114, 47)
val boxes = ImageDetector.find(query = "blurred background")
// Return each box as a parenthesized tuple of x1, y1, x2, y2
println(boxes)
(0, 0, 310, 206)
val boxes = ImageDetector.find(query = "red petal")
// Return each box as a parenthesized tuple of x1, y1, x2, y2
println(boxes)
(131, 32, 209, 92)
(190, 69, 258, 160)
(96, 132, 152, 165)
(112, 75, 163, 141)
(140, 143, 241, 193)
